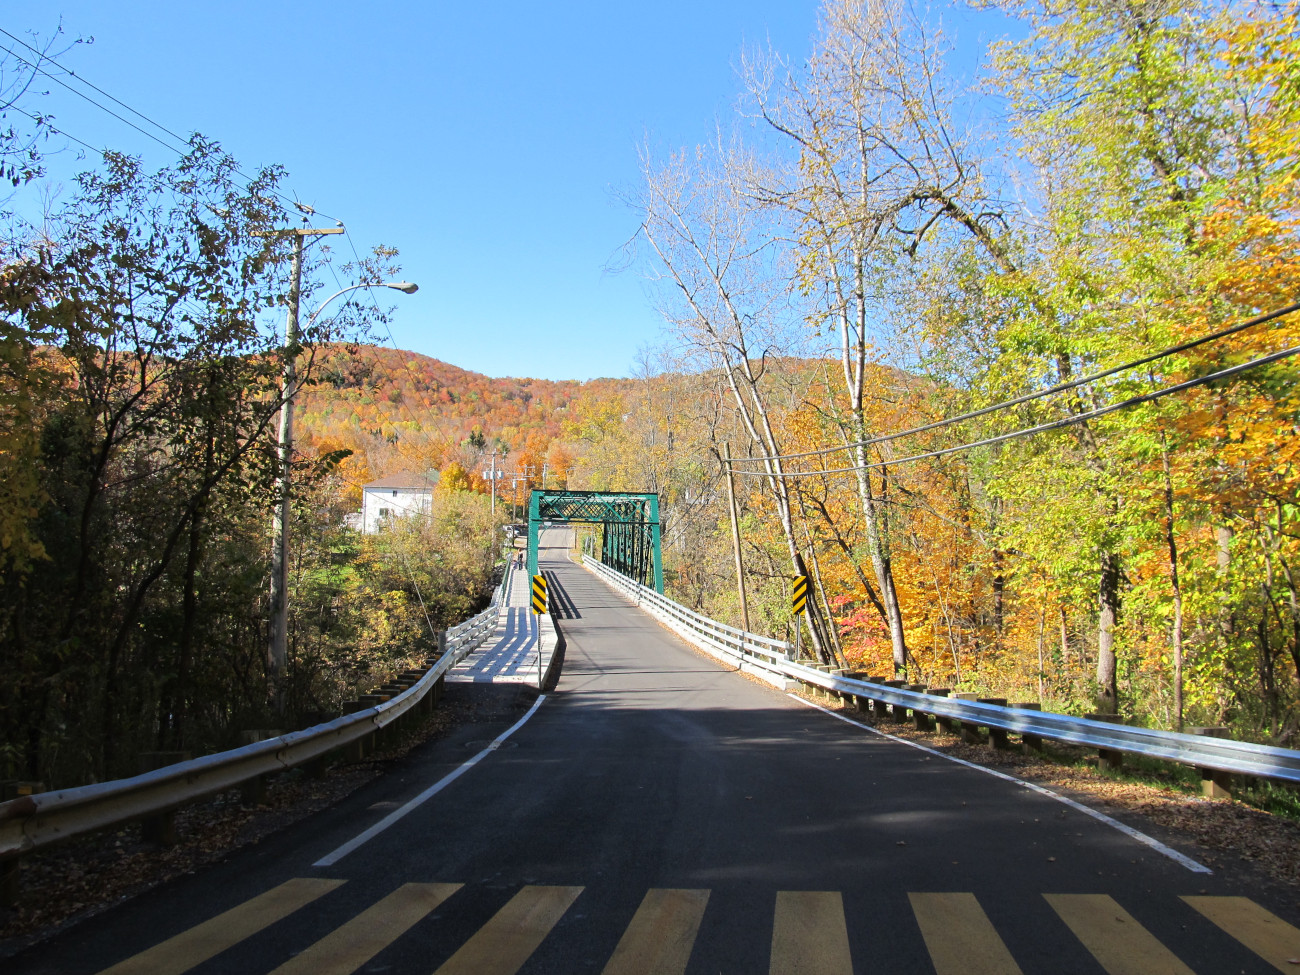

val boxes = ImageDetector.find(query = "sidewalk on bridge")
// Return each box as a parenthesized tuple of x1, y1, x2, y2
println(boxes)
(447, 560, 558, 688)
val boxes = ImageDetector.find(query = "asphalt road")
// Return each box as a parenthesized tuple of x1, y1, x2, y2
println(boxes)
(10, 541, 1300, 974)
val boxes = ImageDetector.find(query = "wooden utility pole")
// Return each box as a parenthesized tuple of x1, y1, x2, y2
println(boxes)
(722, 442, 750, 633)
(268, 225, 342, 710)
(489, 450, 497, 519)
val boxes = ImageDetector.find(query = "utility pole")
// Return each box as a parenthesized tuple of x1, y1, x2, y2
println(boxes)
(722, 442, 750, 633)
(489, 450, 497, 519)
(268, 224, 343, 711)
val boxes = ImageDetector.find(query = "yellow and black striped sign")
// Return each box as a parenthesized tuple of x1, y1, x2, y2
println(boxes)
(791, 574, 808, 616)
(531, 574, 548, 614)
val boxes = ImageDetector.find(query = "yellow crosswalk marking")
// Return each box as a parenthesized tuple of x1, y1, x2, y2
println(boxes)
(601, 888, 709, 975)
(910, 892, 1023, 975)
(434, 885, 583, 975)
(97, 877, 344, 975)
(1183, 896, 1300, 973)
(1046, 893, 1196, 975)
(769, 891, 853, 974)
(269, 882, 462, 975)
(86, 877, 1300, 975)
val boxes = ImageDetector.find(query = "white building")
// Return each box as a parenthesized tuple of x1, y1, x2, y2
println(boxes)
(359, 471, 437, 534)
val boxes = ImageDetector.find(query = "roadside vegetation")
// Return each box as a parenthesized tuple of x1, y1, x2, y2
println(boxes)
(597, 0, 1300, 747)
(0, 40, 502, 790)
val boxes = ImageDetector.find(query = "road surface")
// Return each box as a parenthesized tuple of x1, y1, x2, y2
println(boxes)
(9, 534, 1299, 973)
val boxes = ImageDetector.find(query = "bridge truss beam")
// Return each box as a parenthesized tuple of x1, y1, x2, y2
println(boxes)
(527, 490, 663, 592)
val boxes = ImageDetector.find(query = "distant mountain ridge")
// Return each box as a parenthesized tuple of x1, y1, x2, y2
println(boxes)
(296, 342, 635, 447)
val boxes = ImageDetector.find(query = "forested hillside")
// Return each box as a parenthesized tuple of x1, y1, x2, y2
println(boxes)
(292, 344, 640, 508)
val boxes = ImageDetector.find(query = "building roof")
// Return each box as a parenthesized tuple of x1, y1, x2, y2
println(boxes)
(363, 471, 439, 490)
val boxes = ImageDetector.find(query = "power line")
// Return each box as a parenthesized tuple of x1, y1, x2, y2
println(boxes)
(729, 301, 1300, 467)
(729, 342, 1300, 478)
(0, 26, 342, 222)
(7, 103, 102, 156)
(1, 40, 192, 158)
(0, 27, 189, 144)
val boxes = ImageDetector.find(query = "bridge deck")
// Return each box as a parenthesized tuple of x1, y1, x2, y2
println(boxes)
(446, 563, 542, 685)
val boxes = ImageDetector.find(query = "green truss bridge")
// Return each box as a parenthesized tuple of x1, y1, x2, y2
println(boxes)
(526, 490, 662, 592)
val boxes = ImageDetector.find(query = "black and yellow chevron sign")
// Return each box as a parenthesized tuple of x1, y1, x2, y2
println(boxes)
(791, 574, 808, 616)
(531, 574, 548, 614)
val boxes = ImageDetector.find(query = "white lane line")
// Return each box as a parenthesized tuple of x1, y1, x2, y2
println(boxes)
(789, 693, 1212, 875)
(313, 695, 548, 867)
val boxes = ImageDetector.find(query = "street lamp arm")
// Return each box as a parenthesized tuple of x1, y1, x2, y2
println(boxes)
(305, 281, 419, 330)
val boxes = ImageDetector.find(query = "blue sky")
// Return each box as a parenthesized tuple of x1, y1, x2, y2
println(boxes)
(3, 1, 1015, 381)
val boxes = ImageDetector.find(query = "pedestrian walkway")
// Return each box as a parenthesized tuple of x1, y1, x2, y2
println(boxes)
(447, 562, 543, 685)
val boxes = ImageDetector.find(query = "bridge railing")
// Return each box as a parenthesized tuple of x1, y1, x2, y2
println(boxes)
(583, 557, 1300, 786)
(0, 568, 511, 871)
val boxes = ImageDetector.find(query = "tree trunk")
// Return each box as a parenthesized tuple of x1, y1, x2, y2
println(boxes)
(852, 459, 907, 675)
(1059, 606, 1070, 670)
(1096, 551, 1122, 713)
(167, 494, 207, 749)
(1162, 440, 1184, 730)
(992, 549, 1006, 641)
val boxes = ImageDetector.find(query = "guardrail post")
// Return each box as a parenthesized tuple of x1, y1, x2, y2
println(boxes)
(978, 699, 1009, 748)
(360, 694, 386, 751)
(907, 685, 932, 730)
(1086, 713, 1126, 769)
(240, 774, 269, 805)
(880, 679, 907, 722)
(952, 692, 981, 742)
(830, 669, 848, 702)
(869, 678, 891, 722)
(845, 673, 871, 713)
(236, 733, 278, 803)
(0, 857, 17, 907)
(137, 751, 190, 845)
(1190, 727, 1234, 798)
(927, 689, 951, 731)
(1010, 703, 1043, 751)
(812, 664, 832, 701)
(341, 701, 368, 761)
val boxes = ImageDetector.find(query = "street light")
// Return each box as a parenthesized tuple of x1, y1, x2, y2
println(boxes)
(268, 277, 418, 709)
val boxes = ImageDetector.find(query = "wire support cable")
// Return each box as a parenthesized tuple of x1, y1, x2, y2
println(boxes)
(729, 342, 1300, 478)
(727, 301, 1300, 468)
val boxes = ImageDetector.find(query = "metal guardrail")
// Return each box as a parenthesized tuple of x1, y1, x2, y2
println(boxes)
(0, 570, 510, 863)
(584, 557, 1300, 785)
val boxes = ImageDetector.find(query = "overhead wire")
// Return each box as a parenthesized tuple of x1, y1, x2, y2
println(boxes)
(7, 102, 102, 156)
(728, 342, 1300, 477)
(1, 40, 194, 158)
(0, 26, 343, 222)
(728, 301, 1300, 467)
